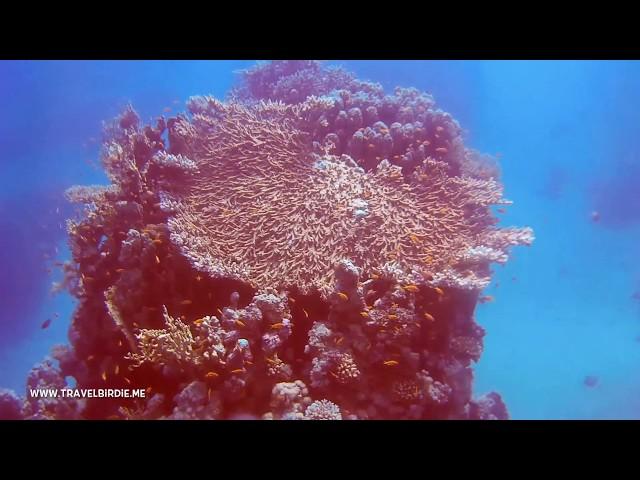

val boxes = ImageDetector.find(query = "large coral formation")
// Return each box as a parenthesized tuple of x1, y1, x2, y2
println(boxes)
(1, 61, 532, 420)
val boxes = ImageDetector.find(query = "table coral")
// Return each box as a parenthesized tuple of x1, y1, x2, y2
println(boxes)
(0, 61, 533, 420)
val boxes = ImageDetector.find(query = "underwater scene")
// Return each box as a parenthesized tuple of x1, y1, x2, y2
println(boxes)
(1, 59, 639, 420)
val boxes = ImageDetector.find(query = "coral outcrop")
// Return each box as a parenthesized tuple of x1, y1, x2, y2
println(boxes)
(1, 61, 532, 420)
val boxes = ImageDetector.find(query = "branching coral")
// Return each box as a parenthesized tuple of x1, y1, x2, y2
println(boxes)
(1, 61, 532, 420)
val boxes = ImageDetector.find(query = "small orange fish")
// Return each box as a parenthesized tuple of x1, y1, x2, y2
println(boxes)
(87, 355, 95, 362)
(383, 360, 399, 367)
(155, 255, 161, 264)
(101, 371, 107, 381)
(216, 308, 223, 316)
(479, 295, 494, 304)
(335, 336, 344, 345)
(370, 273, 380, 280)
(180, 299, 193, 305)
(424, 312, 435, 322)
(195, 274, 202, 282)
(123, 377, 131, 385)
(289, 297, 296, 304)
(359, 311, 370, 318)
(388, 314, 398, 320)
(435, 147, 448, 154)
(265, 357, 279, 365)
(115, 268, 125, 273)
(434, 287, 444, 296)
(403, 285, 419, 293)
(208, 387, 212, 401)
(205, 371, 219, 379)
(194, 318, 205, 326)
(337, 292, 349, 301)
(230, 368, 246, 374)
(270, 323, 285, 330)
(235, 319, 246, 327)
(114, 365, 120, 375)
(153, 239, 163, 245)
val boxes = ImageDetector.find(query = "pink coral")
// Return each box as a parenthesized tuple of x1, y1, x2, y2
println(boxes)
(0, 61, 532, 420)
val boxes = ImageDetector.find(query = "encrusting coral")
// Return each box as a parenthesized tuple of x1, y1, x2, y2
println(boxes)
(1, 61, 533, 420)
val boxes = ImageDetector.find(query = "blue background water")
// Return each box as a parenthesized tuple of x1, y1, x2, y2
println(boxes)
(1, 60, 639, 419)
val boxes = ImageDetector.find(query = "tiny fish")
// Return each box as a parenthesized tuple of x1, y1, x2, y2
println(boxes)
(303, 308, 309, 319)
(383, 360, 399, 367)
(435, 147, 448, 154)
(479, 295, 494, 304)
(359, 311, 370, 318)
(433, 287, 444, 296)
(370, 273, 380, 280)
(235, 319, 246, 327)
(584, 375, 598, 388)
(205, 371, 219, 379)
(115, 268, 125, 273)
(155, 255, 160, 264)
(497, 208, 506, 214)
(41, 319, 52, 329)
(123, 377, 131, 385)
(101, 371, 107, 381)
(270, 322, 285, 330)
(289, 297, 296, 304)
(335, 336, 344, 345)
(194, 318, 205, 326)
(436, 126, 444, 132)
(388, 314, 398, 320)
(153, 239, 163, 245)
(230, 368, 246, 374)
(403, 285, 419, 293)
(180, 299, 193, 305)
(337, 292, 349, 301)
(114, 365, 120, 375)
(423, 312, 435, 322)
(409, 234, 420, 244)
(216, 308, 223, 316)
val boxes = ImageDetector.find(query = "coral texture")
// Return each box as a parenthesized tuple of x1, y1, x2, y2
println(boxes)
(1, 61, 533, 420)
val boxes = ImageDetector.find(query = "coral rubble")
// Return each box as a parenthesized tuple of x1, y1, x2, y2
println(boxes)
(1, 61, 533, 420)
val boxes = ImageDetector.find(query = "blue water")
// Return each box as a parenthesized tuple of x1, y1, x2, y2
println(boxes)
(1, 60, 639, 419)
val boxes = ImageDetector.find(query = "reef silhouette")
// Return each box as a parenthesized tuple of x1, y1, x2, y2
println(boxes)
(0, 61, 533, 420)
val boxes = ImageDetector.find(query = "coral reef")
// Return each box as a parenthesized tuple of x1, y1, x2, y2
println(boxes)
(1, 61, 533, 420)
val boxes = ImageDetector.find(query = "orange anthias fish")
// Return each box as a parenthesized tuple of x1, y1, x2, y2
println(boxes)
(479, 295, 494, 304)
(383, 360, 399, 367)
(423, 312, 435, 322)
(337, 292, 349, 301)
(403, 285, 420, 293)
